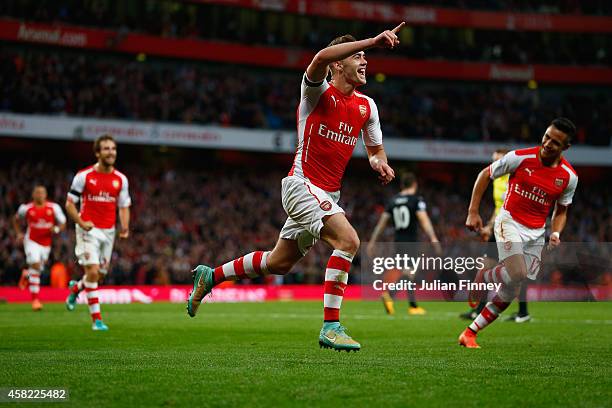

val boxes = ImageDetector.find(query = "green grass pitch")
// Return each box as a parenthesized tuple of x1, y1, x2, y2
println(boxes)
(1, 301, 610, 407)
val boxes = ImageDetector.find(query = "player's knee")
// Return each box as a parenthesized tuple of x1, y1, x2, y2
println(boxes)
(31, 262, 42, 271)
(508, 266, 528, 282)
(504, 255, 529, 282)
(336, 232, 360, 256)
(505, 269, 527, 283)
(84, 265, 100, 282)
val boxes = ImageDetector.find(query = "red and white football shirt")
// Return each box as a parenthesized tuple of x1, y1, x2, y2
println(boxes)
(288, 74, 383, 192)
(67, 165, 131, 229)
(17, 201, 66, 246)
(489, 147, 578, 229)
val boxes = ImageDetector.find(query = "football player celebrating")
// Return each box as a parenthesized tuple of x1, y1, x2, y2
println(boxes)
(459, 118, 578, 348)
(187, 23, 406, 352)
(65, 135, 131, 331)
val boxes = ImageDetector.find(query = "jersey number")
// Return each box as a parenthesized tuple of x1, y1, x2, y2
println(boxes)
(392, 206, 411, 230)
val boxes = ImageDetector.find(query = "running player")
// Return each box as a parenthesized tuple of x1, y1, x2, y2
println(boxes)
(367, 172, 441, 315)
(459, 118, 578, 348)
(459, 149, 512, 320)
(187, 23, 405, 351)
(13, 185, 66, 311)
(64, 134, 131, 331)
(465, 149, 531, 323)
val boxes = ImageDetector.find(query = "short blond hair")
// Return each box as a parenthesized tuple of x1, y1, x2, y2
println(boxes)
(327, 34, 357, 79)
(327, 34, 356, 48)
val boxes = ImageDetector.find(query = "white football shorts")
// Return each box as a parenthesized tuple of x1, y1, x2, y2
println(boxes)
(494, 208, 545, 280)
(75, 225, 116, 274)
(24, 238, 51, 266)
(279, 175, 344, 255)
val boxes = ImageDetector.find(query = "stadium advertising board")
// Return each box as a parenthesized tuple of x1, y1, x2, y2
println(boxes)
(1, 113, 611, 165)
(1, 284, 608, 304)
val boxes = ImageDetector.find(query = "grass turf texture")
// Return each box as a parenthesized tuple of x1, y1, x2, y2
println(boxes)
(1, 301, 610, 407)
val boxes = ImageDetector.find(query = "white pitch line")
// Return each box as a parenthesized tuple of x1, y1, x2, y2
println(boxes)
(205, 312, 612, 325)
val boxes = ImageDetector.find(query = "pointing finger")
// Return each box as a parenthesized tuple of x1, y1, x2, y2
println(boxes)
(391, 21, 406, 34)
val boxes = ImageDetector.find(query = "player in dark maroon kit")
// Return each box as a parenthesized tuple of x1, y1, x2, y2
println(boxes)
(459, 118, 578, 348)
(188, 23, 407, 351)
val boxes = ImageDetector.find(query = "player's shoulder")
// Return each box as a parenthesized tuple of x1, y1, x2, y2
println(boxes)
(560, 157, 578, 177)
(112, 168, 128, 181)
(302, 72, 328, 88)
(387, 193, 402, 206)
(415, 195, 427, 211)
(353, 90, 376, 106)
(410, 194, 425, 205)
(505, 147, 539, 170)
(20, 202, 34, 210)
(513, 146, 539, 157)
(394, 193, 411, 202)
(77, 165, 95, 175)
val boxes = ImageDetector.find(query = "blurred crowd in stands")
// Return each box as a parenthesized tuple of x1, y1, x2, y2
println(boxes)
(0, 1, 610, 66)
(1, 159, 610, 286)
(1, 49, 610, 145)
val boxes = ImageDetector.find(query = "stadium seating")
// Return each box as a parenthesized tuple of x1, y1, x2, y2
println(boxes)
(1, 48, 610, 145)
(0, 157, 608, 286)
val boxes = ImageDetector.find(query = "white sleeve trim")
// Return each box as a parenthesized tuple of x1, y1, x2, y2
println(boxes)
(117, 173, 132, 208)
(52, 203, 67, 225)
(417, 199, 427, 212)
(362, 96, 383, 147)
(299, 73, 329, 120)
(558, 165, 578, 206)
(489, 151, 534, 179)
(17, 203, 29, 218)
(67, 170, 87, 203)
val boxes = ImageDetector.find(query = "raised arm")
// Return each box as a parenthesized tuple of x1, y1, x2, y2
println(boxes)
(306, 22, 405, 83)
